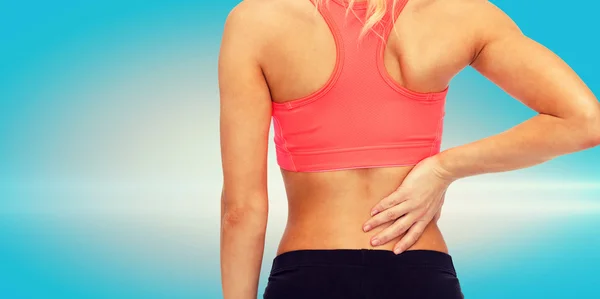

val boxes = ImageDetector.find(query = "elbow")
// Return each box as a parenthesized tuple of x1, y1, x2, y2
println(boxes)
(577, 109, 600, 149)
(585, 127, 600, 149)
(221, 197, 268, 229)
(222, 206, 268, 228)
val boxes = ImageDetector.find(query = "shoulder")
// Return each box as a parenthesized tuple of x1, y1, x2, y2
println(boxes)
(223, 0, 300, 35)
(226, 0, 277, 24)
(420, 0, 523, 62)
(415, 0, 517, 28)
(443, 0, 522, 37)
(220, 0, 274, 61)
(405, 0, 519, 34)
(222, 0, 304, 56)
(223, 0, 275, 37)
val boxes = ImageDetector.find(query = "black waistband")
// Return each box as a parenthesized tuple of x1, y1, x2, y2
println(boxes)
(271, 249, 456, 274)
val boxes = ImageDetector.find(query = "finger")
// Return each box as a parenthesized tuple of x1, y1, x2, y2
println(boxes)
(370, 213, 417, 247)
(370, 188, 409, 216)
(393, 220, 428, 254)
(363, 201, 414, 232)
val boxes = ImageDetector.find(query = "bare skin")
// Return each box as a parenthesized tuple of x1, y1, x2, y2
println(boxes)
(278, 166, 448, 255)
(219, 0, 600, 298)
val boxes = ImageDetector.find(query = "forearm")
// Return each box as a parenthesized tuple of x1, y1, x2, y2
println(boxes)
(220, 198, 268, 299)
(437, 113, 600, 180)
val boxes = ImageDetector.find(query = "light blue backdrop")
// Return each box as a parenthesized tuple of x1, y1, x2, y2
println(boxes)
(1, 0, 598, 298)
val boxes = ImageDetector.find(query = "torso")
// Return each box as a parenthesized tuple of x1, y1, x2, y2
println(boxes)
(250, 0, 482, 255)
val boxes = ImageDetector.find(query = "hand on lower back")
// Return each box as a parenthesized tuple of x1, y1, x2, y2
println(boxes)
(362, 155, 454, 254)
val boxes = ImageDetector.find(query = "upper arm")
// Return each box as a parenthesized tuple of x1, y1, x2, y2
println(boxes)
(469, 1, 599, 120)
(219, 3, 272, 208)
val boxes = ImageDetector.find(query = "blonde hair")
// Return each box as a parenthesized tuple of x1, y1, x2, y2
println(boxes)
(313, 0, 400, 39)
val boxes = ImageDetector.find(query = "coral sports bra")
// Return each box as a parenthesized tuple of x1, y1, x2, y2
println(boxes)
(272, 0, 449, 172)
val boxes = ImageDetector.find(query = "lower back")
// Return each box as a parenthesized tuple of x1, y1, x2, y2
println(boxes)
(276, 166, 448, 255)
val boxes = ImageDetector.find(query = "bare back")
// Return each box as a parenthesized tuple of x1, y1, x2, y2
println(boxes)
(251, 0, 482, 254)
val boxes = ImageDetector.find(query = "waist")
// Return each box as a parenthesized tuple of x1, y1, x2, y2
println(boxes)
(276, 166, 448, 255)
(277, 219, 447, 255)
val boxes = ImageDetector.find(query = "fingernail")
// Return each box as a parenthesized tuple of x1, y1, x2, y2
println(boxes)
(363, 225, 371, 232)
(371, 238, 380, 246)
(370, 209, 379, 216)
(394, 249, 401, 255)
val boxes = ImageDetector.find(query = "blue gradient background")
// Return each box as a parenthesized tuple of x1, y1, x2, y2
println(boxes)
(1, 0, 598, 298)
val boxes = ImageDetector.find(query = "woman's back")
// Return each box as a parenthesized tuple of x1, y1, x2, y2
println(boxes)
(252, 0, 476, 254)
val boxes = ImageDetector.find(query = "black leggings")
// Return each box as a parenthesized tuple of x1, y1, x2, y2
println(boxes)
(263, 249, 464, 299)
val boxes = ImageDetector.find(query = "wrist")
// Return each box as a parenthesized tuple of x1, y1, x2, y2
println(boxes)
(429, 152, 459, 183)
